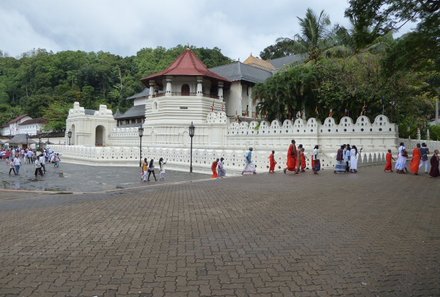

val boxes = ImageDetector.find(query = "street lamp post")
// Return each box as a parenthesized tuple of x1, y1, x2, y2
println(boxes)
(67, 130, 72, 145)
(189, 122, 195, 173)
(38, 135, 42, 150)
(138, 125, 144, 167)
(26, 134, 29, 149)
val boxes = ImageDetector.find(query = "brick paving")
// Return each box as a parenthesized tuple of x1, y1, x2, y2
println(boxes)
(0, 166, 439, 297)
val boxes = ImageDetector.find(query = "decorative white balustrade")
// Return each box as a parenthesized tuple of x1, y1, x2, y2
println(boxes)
(57, 112, 398, 174)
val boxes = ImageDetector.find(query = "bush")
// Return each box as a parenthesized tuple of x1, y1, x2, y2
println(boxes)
(429, 124, 440, 140)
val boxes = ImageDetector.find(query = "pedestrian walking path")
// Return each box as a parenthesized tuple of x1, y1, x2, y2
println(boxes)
(0, 160, 209, 193)
(0, 165, 439, 296)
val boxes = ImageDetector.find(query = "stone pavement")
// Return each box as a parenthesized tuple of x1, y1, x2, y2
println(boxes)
(0, 160, 209, 193)
(0, 166, 439, 297)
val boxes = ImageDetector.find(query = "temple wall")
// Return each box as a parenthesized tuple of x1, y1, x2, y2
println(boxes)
(61, 104, 399, 174)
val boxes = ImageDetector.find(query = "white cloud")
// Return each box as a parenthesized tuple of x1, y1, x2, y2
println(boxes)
(0, 0, 366, 60)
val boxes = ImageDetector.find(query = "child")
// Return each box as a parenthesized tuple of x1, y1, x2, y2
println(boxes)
(8, 159, 16, 175)
(268, 150, 277, 173)
(211, 158, 219, 178)
(53, 153, 60, 168)
(384, 149, 395, 172)
(300, 147, 306, 172)
(312, 145, 320, 174)
(159, 157, 166, 180)
(142, 158, 148, 182)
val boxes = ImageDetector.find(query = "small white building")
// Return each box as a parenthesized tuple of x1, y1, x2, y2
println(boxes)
(0, 115, 47, 136)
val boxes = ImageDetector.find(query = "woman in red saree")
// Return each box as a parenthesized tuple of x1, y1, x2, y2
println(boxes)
(268, 150, 277, 173)
(211, 158, 219, 178)
(284, 140, 297, 174)
(409, 143, 422, 175)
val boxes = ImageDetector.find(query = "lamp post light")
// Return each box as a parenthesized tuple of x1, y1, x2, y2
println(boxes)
(38, 135, 42, 151)
(188, 121, 195, 173)
(138, 125, 144, 167)
(67, 130, 72, 145)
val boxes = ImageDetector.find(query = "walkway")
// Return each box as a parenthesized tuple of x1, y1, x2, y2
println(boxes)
(0, 166, 439, 296)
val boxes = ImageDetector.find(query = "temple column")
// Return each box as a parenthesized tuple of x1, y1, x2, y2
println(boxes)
(166, 76, 172, 96)
(149, 80, 155, 99)
(196, 76, 203, 97)
(217, 82, 224, 101)
(248, 86, 253, 117)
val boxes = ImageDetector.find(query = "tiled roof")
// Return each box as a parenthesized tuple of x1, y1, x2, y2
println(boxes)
(269, 54, 306, 70)
(20, 118, 48, 125)
(141, 49, 230, 85)
(243, 55, 276, 71)
(114, 105, 145, 120)
(210, 62, 273, 84)
(127, 88, 150, 100)
(7, 115, 30, 124)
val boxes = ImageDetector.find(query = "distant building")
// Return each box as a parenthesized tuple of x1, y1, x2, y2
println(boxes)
(0, 115, 47, 136)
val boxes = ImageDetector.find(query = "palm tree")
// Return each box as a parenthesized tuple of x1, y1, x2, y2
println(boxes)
(295, 8, 332, 61)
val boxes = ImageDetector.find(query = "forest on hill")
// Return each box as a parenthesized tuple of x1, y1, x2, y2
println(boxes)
(0, 0, 439, 138)
(0, 45, 232, 131)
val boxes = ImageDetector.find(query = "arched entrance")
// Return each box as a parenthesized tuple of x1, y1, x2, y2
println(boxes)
(95, 125, 105, 146)
(181, 84, 190, 96)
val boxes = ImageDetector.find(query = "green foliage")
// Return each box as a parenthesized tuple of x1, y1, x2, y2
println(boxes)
(0, 45, 232, 130)
(42, 102, 73, 132)
(295, 8, 332, 61)
(260, 38, 298, 60)
(429, 125, 440, 141)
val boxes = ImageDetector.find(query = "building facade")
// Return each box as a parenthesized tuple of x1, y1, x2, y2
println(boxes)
(60, 49, 398, 173)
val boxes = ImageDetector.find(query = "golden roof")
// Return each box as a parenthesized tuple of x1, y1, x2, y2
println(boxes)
(243, 54, 275, 71)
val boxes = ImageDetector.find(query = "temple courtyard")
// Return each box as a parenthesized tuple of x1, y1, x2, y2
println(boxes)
(0, 164, 439, 297)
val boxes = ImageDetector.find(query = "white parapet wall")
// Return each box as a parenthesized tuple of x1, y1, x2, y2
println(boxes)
(59, 107, 398, 174)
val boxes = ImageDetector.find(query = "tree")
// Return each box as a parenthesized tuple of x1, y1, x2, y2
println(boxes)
(260, 38, 298, 60)
(43, 102, 71, 132)
(295, 8, 332, 61)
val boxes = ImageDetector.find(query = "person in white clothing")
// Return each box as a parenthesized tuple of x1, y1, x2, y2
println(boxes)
(13, 155, 21, 175)
(159, 158, 167, 180)
(350, 145, 359, 173)
(38, 154, 46, 174)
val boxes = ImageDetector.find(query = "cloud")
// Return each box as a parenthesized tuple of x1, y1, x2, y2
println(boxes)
(0, 0, 353, 59)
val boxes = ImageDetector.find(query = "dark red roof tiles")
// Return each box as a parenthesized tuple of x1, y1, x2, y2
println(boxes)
(141, 49, 229, 84)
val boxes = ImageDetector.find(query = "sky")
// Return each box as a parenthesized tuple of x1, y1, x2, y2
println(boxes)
(0, 0, 418, 61)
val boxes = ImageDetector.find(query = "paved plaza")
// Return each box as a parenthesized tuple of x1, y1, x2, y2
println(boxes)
(0, 161, 210, 193)
(0, 165, 439, 297)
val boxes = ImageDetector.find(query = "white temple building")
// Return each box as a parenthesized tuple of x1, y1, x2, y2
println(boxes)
(60, 49, 399, 173)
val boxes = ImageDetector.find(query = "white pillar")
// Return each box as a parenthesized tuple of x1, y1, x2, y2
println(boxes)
(427, 129, 430, 140)
(217, 82, 224, 101)
(149, 80, 155, 99)
(196, 76, 203, 97)
(166, 76, 172, 96)
(248, 86, 253, 117)
(417, 128, 421, 140)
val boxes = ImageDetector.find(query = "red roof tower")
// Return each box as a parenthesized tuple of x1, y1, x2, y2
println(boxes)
(141, 48, 229, 86)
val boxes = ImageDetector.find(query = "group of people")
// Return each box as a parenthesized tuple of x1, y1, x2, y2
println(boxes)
(141, 157, 166, 182)
(211, 157, 226, 178)
(282, 140, 321, 175)
(3, 147, 61, 178)
(386, 142, 439, 177)
(336, 144, 361, 173)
